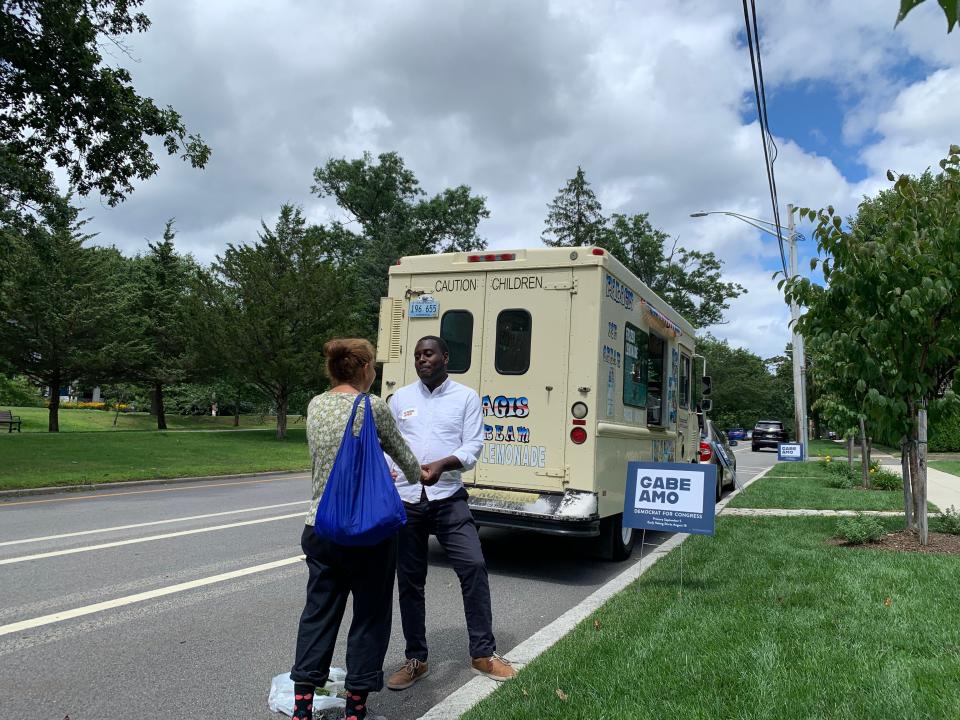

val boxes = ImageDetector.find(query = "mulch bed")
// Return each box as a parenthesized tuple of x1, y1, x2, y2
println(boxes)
(830, 531, 960, 555)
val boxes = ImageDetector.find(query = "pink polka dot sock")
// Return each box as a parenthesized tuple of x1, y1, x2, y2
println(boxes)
(345, 690, 369, 720)
(292, 682, 314, 719)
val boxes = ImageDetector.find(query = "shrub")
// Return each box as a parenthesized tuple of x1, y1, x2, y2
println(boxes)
(836, 514, 886, 544)
(934, 506, 960, 535)
(0, 375, 43, 407)
(826, 471, 855, 489)
(870, 469, 902, 492)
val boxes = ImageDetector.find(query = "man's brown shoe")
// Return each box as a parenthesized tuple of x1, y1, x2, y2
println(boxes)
(386, 658, 429, 690)
(471, 654, 517, 681)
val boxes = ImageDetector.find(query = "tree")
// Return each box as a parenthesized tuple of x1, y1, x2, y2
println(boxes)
(542, 167, 606, 247)
(0, 196, 138, 430)
(600, 213, 747, 328)
(896, 0, 959, 32)
(0, 0, 210, 214)
(130, 220, 198, 430)
(786, 147, 960, 544)
(198, 204, 353, 439)
(311, 151, 489, 339)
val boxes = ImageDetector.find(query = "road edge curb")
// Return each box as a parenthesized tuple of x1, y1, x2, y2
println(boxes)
(416, 459, 779, 720)
(0, 469, 310, 500)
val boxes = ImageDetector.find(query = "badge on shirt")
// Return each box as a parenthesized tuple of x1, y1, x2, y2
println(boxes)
(401, 407, 418, 420)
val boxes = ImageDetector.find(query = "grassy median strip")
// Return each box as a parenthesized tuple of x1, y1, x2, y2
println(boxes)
(463, 516, 960, 720)
(727, 461, 932, 511)
(1, 406, 280, 432)
(930, 460, 960, 478)
(0, 429, 309, 490)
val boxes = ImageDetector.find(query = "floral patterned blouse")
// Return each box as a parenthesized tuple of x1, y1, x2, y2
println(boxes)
(304, 391, 421, 526)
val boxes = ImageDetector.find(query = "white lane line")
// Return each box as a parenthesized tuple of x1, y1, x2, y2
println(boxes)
(0, 555, 304, 637)
(0, 501, 308, 548)
(0, 513, 305, 566)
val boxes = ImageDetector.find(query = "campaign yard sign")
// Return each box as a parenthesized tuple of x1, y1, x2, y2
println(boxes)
(624, 462, 717, 535)
(778, 443, 804, 461)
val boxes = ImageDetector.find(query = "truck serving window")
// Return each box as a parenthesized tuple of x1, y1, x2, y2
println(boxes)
(680, 352, 691, 409)
(440, 310, 473, 373)
(495, 309, 531, 375)
(647, 333, 666, 425)
(623, 322, 648, 409)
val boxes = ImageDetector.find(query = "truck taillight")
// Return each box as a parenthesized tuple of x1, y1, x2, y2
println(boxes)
(699, 441, 713, 462)
(467, 253, 517, 262)
(570, 427, 588, 444)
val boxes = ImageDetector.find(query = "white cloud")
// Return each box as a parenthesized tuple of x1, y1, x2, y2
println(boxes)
(69, 0, 960, 362)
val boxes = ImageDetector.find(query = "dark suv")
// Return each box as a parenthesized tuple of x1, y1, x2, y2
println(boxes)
(752, 420, 789, 451)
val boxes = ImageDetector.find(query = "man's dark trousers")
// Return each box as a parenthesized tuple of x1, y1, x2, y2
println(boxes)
(397, 487, 496, 661)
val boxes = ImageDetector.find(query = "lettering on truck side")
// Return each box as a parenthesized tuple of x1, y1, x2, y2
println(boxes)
(434, 278, 479, 293)
(490, 276, 544, 291)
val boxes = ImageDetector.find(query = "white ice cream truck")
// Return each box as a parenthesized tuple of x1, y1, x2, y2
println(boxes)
(376, 247, 699, 559)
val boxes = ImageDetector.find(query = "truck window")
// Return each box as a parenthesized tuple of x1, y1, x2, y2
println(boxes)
(440, 310, 473, 373)
(495, 309, 531, 375)
(623, 322, 648, 409)
(647, 333, 666, 425)
(680, 352, 691, 409)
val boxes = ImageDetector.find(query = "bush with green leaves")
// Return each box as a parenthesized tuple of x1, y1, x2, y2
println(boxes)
(933, 506, 960, 535)
(822, 459, 856, 488)
(0, 375, 43, 407)
(870, 469, 902, 492)
(836, 514, 886, 544)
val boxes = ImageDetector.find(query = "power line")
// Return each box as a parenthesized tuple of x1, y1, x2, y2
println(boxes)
(741, 0, 789, 277)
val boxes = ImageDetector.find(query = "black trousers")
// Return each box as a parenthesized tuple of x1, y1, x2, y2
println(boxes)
(397, 488, 496, 661)
(291, 525, 396, 693)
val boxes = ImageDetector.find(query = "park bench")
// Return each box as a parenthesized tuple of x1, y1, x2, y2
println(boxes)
(0, 410, 22, 433)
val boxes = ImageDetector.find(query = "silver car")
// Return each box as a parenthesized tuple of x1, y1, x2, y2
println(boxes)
(699, 419, 738, 502)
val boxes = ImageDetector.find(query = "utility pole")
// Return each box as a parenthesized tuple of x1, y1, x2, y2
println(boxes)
(787, 204, 809, 455)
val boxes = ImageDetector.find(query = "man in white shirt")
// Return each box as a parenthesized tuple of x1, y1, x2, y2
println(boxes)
(385, 336, 517, 690)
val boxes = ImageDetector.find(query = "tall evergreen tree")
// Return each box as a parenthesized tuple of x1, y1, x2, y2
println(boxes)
(542, 166, 606, 247)
(132, 220, 197, 430)
(199, 204, 352, 439)
(0, 197, 137, 431)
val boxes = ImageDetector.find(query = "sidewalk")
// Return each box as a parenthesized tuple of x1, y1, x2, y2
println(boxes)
(864, 448, 960, 511)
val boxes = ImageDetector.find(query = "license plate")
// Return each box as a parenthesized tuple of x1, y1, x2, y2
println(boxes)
(409, 300, 439, 318)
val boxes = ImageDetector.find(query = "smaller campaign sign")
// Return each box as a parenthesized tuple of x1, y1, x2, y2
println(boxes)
(778, 443, 804, 461)
(624, 462, 717, 535)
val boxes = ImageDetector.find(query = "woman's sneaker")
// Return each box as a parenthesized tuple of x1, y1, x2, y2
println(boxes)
(386, 658, 429, 690)
(470, 654, 517, 681)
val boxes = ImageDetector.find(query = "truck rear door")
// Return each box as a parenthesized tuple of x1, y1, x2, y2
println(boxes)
(475, 268, 573, 491)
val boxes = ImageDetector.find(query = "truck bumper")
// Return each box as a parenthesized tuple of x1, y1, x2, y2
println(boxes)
(466, 487, 600, 538)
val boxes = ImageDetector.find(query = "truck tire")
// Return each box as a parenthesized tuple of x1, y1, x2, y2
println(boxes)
(600, 513, 634, 561)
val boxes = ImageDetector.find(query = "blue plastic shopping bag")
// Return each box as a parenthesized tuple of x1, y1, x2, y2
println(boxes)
(314, 394, 406, 546)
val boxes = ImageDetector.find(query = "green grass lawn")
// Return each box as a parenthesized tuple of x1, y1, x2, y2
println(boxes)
(728, 461, 932, 511)
(808, 438, 852, 458)
(0, 429, 309, 490)
(464, 516, 960, 720)
(0, 406, 286, 432)
(931, 461, 960, 477)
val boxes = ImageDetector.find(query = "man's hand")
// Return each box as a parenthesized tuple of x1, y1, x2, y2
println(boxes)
(421, 461, 445, 486)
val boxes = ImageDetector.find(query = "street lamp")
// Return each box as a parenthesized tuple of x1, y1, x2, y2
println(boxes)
(690, 207, 809, 456)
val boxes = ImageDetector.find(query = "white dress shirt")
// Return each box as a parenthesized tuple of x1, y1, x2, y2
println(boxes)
(388, 378, 484, 502)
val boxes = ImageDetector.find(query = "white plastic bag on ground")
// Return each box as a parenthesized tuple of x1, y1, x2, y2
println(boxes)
(268, 670, 347, 716)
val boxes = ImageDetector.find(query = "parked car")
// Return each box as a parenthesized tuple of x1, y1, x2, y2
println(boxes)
(827, 431, 838, 440)
(752, 419, 789, 451)
(700, 420, 738, 501)
(727, 427, 746, 441)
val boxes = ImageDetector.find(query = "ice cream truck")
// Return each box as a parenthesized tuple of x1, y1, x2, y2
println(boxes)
(376, 246, 698, 559)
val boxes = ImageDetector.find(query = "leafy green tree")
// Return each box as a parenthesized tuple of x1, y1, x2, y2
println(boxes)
(0, 197, 139, 431)
(197, 204, 352, 439)
(130, 220, 198, 429)
(0, 374, 42, 406)
(311, 151, 489, 339)
(542, 166, 606, 247)
(786, 147, 960, 544)
(0, 0, 210, 214)
(600, 213, 747, 328)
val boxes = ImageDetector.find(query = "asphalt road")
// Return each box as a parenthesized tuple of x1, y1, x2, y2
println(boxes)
(0, 444, 777, 720)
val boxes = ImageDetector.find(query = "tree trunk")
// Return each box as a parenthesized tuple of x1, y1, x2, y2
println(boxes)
(233, 396, 240, 427)
(918, 407, 929, 546)
(847, 434, 853, 465)
(901, 437, 913, 530)
(276, 393, 288, 440)
(154, 381, 167, 430)
(48, 373, 61, 433)
(858, 417, 870, 489)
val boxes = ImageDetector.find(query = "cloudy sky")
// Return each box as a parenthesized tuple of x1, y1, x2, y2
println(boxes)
(79, 0, 960, 359)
